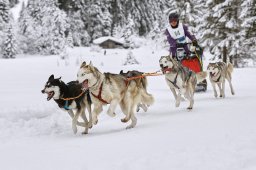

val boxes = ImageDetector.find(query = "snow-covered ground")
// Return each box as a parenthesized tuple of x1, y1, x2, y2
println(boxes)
(0, 46, 256, 170)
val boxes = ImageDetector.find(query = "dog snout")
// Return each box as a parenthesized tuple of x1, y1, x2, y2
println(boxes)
(160, 64, 163, 68)
(41, 89, 45, 93)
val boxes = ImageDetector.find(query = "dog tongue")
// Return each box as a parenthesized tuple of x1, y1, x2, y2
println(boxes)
(163, 67, 172, 73)
(47, 92, 53, 101)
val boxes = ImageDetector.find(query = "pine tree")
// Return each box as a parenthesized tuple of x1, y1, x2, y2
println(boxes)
(240, 0, 256, 65)
(17, 0, 69, 55)
(0, 0, 10, 55)
(9, 0, 19, 8)
(68, 11, 90, 46)
(3, 25, 16, 58)
(123, 50, 139, 65)
(201, 0, 242, 64)
(60, 0, 167, 41)
(0, 0, 9, 23)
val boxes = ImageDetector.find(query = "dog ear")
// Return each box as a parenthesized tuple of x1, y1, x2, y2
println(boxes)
(167, 55, 171, 60)
(80, 61, 86, 68)
(49, 74, 54, 80)
(89, 61, 93, 66)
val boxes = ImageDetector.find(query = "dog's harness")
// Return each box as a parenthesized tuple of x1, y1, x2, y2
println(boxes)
(212, 73, 221, 82)
(166, 66, 193, 89)
(60, 91, 86, 110)
(91, 82, 109, 104)
(167, 71, 180, 89)
(64, 101, 71, 110)
(210, 66, 222, 82)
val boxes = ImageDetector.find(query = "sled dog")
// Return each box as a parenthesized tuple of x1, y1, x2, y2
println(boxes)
(159, 55, 207, 109)
(41, 75, 92, 134)
(77, 61, 154, 129)
(207, 62, 235, 98)
(119, 70, 154, 112)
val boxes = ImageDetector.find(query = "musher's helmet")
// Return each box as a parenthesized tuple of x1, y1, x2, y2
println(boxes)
(169, 12, 179, 22)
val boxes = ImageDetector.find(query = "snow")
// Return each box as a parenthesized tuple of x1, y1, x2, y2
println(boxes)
(0, 46, 256, 170)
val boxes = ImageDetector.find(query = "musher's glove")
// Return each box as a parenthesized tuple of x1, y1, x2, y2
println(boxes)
(192, 40, 198, 46)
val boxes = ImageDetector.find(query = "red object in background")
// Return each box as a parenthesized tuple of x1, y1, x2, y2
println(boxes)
(181, 58, 202, 73)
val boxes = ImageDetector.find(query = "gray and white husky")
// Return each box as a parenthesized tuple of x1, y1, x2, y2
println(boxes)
(159, 55, 207, 110)
(207, 62, 235, 98)
(41, 75, 92, 134)
(119, 70, 154, 112)
(77, 61, 154, 129)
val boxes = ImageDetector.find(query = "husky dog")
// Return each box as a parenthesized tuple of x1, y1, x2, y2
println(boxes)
(77, 61, 154, 129)
(119, 70, 154, 112)
(207, 62, 235, 98)
(41, 75, 92, 134)
(159, 55, 207, 110)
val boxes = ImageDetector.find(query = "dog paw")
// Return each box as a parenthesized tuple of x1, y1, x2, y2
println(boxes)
(187, 107, 192, 110)
(92, 118, 98, 125)
(220, 94, 225, 98)
(126, 125, 134, 129)
(82, 131, 88, 135)
(121, 118, 129, 123)
(88, 122, 93, 129)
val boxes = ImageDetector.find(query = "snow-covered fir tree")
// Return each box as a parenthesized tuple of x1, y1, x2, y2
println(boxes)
(240, 0, 256, 65)
(2, 25, 16, 58)
(123, 50, 139, 65)
(18, 0, 69, 55)
(0, 0, 9, 23)
(0, 0, 10, 55)
(68, 11, 90, 46)
(200, 0, 243, 65)
(9, 0, 19, 8)
(59, 0, 167, 41)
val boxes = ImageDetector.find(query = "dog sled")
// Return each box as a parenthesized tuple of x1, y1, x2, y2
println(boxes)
(175, 43, 207, 92)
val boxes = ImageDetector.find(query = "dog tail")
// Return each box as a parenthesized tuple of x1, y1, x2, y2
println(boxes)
(141, 90, 154, 106)
(141, 77, 148, 90)
(227, 63, 234, 73)
(196, 71, 208, 83)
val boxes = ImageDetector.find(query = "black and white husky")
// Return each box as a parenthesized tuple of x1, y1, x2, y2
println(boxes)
(41, 75, 92, 134)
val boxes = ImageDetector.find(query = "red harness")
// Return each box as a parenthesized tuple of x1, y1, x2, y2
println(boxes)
(91, 83, 109, 104)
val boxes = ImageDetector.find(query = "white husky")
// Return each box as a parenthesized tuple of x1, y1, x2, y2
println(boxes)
(77, 61, 154, 129)
(207, 62, 235, 98)
(159, 55, 207, 109)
